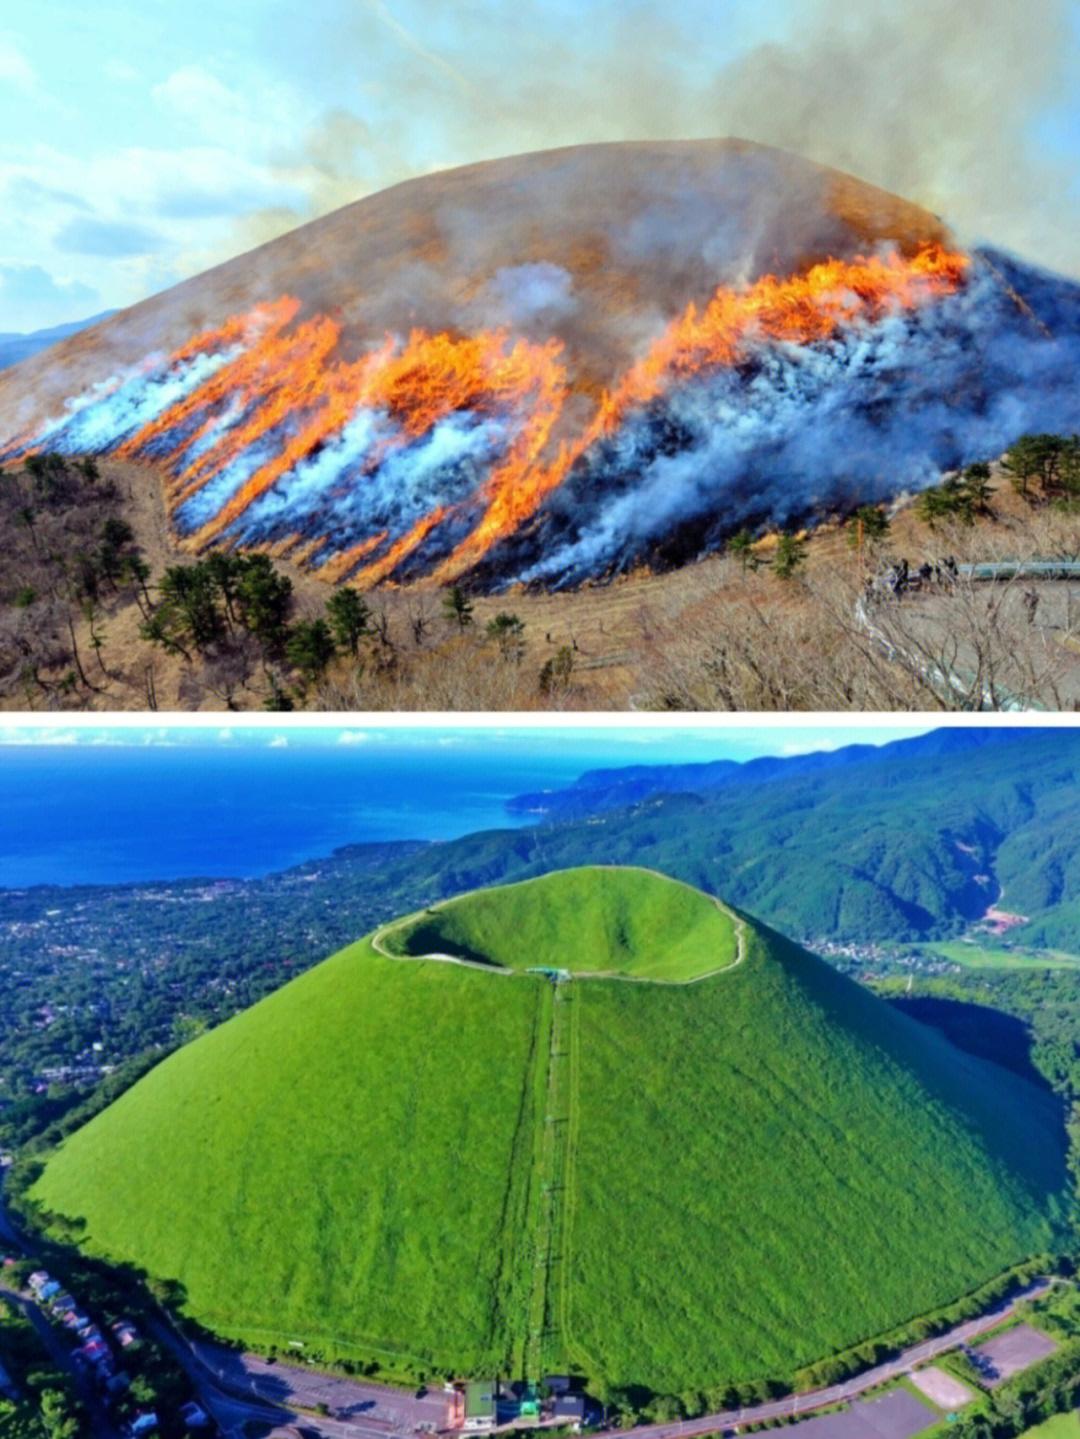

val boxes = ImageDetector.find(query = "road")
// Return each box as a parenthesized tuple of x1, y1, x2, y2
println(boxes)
(0, 1157, 20, 1248)
(0, 1127, 1058, 1439)
(0, 1279, 127, 1439)
(155, 1319, 451, 1435)
(588, 1278, 1055, 1439)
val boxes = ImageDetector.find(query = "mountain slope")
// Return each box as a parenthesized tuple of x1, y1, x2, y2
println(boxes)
(0, 140, 946, 440)
(10, 139, 1068, 591)
(7, 143, 1080, 589)
(498, 728, 1080, 945)
(506, 727, 1008, 820)
(0, 312, 115, 371)
(29, 869, 1070, 1394)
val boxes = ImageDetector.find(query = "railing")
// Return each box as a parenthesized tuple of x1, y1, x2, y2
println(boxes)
(958, 560, 1080, 581)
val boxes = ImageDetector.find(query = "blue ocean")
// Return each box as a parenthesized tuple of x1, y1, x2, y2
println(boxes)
(0, 725, 775, 888)
(0, 736, 595, 887)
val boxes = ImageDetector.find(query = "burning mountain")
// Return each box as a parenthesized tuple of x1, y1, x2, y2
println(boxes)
(4, 139, 1080, 590)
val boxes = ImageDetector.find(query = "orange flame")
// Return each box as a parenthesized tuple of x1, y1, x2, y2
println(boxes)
(117, 296, 301, 483)
(34, 243, 968, 584)
(427, 244, 968, 580)
(595, 243, 969, 434)
(316, 530, 389, 583)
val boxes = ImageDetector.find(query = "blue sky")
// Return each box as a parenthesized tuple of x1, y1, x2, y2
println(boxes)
(0, 716, 933, 761)
(2, 0, 1080, 332)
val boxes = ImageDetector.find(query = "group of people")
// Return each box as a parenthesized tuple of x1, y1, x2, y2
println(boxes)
(865, 556, 960, 600)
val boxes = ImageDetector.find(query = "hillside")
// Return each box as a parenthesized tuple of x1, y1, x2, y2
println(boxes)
(0, 140, 946, 441)
(28, 869, 1071, 1397)
(8, 140, 1080, 596)
(494, 727, 1080, 948)
(506, 728, 1003, 820)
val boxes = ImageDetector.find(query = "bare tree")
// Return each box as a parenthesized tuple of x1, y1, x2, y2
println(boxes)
(636, 548, 1079, 712)
(407, 590, 438, 647)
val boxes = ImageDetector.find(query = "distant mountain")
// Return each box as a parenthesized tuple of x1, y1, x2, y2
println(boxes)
(0, 312, 115, 371)
(506, 727, 1018, 820)
(406, 726, 1080, 947)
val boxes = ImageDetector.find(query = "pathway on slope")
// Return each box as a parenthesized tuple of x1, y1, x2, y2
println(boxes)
(525, 977, 574, 1383)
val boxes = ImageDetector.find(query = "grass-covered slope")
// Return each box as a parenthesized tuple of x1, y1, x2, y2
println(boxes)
(378, 866, 737, 980)
(29, 939, 550, 1374)
(29, 870, 1072, 1395)
(566, 919, 1069, 1389)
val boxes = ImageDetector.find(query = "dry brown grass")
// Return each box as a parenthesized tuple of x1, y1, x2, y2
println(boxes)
(8, 456, 1080, 711)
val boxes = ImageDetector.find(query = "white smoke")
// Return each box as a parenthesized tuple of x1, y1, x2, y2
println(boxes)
(710, 0, 1079, 275)
(6, 347, 241, 459)
(486, 264, 578, 328)
(15, 248, 1080, 589)
(205, 409, 514, 559)
(207, 408, 387, 540)
(519, 258, 1080, 584)
(252, 0, 1080, 279)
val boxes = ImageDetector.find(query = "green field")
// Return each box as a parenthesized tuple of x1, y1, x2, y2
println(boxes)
(911, 941, 1080, 971)
(29, 869, 1073, 1397)
(1021, 1413, 1080, 1439)
(377, 866, 738, 981)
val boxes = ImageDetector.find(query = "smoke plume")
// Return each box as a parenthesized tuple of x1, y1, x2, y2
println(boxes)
(252, 0, 1080, 278)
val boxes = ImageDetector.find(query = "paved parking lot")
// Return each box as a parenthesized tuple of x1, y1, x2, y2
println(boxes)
(779, 1389, 939, 1439)
(971, 1324, 1059, 1386)
(188, 1336, 452, 1431)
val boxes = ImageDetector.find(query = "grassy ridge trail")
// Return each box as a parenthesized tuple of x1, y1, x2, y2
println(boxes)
(525, 979, 573, 1382)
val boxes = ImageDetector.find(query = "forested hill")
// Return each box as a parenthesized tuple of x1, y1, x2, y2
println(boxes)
(378, 726, 1077, 949)
(506, 727, 1021, 821)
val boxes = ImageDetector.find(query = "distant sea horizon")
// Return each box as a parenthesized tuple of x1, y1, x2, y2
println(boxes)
(0, 723, 933, 890)
(0, 741, 592, 889)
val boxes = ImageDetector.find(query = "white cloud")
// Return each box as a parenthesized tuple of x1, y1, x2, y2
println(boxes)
(0, 37, 35, 93)
(0, 727, 79, 745)
(152, 63, 308, 164)
(103, 58, 139, 84)
(779, 739, 841, 757)
(0, 261, 97, 331)
(0, 139, 309, 322)
(0, 260, 95, 305)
